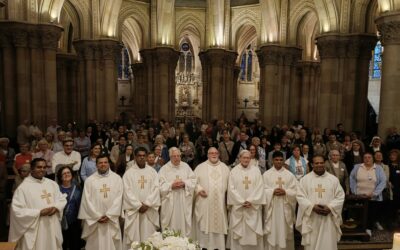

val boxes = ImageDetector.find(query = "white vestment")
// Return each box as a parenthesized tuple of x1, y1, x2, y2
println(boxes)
(296, 171, 345, 250)
(228, 164, 265, 250)
(122, 163, 160, 250)
(263, 167, 298, 250)
(193, 160, 230, 250)
(9, 176, 67, 250)
(78, 170, 123, 250)
(159, 160, 196, 236)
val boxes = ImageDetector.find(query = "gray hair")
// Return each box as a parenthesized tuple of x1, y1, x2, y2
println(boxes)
(239, 149, 251, 158)
(168, 147, 181, 157)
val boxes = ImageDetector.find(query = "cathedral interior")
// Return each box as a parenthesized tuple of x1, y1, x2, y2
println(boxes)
(0, 0, 398, 138)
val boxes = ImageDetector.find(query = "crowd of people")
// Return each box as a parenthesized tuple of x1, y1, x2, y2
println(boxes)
(0, 116, 400, 250)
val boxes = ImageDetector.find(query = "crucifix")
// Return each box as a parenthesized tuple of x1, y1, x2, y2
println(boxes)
(138, 175, 147, 189)
(119, 95, 126, 106)
(175, 175, 181, 181)
(315, 184, 325, 198)
(243, 98, 249, 109)
(275, 177, 285, 189)
(41, 190, 52, 204)
(100, 184, 111, 198)
(243, 176, 251, 190)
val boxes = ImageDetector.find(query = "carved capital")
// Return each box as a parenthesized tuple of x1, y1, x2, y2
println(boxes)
(376, 13, 400, 46)
(12, 30, 28, 47)
(199, 48, 238, 68)
(154, 47, 180, 65)
(317, 34, 377, 59)
(256, 45, 301, 66)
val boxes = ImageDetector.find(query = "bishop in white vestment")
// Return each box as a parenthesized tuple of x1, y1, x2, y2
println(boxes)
(263, 151, 298, 250)
(122, 148, 160, 249)
(78, 155, 123, 250)
(228, 150, 265, 250)
(9, 158, 67, 250)
(159, 147, 196, 237)
(193, 147, 230, 250)
(296, 155, 345, 250)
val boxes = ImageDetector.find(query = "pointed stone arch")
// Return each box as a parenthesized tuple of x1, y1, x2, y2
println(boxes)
(313, 0, 339, 32)
(176, 13, 205, 48)
(231, 8, 260, 50)
(117, 1, 150, 49)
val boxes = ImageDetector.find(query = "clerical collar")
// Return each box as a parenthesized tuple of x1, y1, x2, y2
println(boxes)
(98, 169, 110, 176)
(207, 160, 220, 166)
(28, 175, 45, 183)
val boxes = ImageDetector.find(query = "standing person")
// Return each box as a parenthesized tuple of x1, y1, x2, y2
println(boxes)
(80, 143, 102, 182)
(389, 149, 400, 226)
(57, 166, 82, 250)
(179, 134, 196, 167)
(78, 154, 123, 250)
(12, 143, 32, 176)
(296, 155, 345, 250)
(32, 139, 54, 179)
(218, 129, 234, 165)
(263, 151, 298, 250)
(285, 145, 309, 180)
(228, 150, 265, 250)
(158, 147, 196, 236)
(324, 150, 350, 194)
(115, 144, 135, 176)
(122, 147, 160, 249)
(52, 138, 81, 179)
(350, 152, 387, 233)
(193, 147, 230, 250)
(8, 158, 67, 250)
(74, 129, 91, 158)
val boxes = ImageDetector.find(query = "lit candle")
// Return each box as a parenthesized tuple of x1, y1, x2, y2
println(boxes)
(393, 233, 400, 250)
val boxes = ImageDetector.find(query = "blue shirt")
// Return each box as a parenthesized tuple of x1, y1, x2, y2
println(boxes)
(80, 157, 97, 182)
(60, 184, 81, 225)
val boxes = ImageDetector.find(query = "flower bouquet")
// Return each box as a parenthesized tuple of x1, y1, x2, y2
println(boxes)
(130, 229, 200, 250)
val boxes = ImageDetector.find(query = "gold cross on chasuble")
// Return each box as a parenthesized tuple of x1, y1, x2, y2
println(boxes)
(243, 176, 251, 190)
(315, 184, 325, 198)
(138, 175, 147, 189)
(175, 175, 181, 181)
(100, 184, 111, 198)
(276, 177, 285, 188)
(41, 190, 52, 204)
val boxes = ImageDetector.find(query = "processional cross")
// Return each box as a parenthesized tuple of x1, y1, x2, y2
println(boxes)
(243, 176, 251, 190)
(138, 175, 147, 189)
(275, 177, 285, 189)
(41, 190, 52, 204)
(315, 184, 325, 198)
(119, 96, 126, 106)
(100, 184, 111, 198)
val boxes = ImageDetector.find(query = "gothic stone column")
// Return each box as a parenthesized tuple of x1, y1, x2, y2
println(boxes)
(0, 22, 62, 136)
(376, 12, 400, 138)
(296, 61, 321, 127)
(141, 47, 180, 121)
(317, 34, 376, 133)
(74, 39, 121, 123)
(256, 45, 301, 128)
(199, 48, 238, 121)
(131, 62, 146, 118)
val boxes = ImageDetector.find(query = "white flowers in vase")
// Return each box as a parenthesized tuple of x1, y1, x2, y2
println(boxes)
(130, 229, 199, 250)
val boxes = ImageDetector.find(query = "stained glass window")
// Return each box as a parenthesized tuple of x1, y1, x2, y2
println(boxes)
(118, 47, 130, 80)
(370, 41, 383, 80)
(240, 45, 253, 82)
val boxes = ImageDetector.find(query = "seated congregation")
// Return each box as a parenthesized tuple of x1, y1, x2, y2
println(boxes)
(1, 118, 400, 250)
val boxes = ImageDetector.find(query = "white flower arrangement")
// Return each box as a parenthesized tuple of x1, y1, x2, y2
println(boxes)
(130, 229, 200, 250)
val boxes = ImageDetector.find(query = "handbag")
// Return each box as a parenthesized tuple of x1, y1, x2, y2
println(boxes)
(61, 185, 76, 230)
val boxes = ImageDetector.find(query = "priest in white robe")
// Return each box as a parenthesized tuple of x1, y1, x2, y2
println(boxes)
(296, 155, 345, 250)
(122, 147, 160, 250)
(193, 147, 230, 250)
(228, 150, 265, 250)
(9, 158, 67, 250)
(263, 151, 298, 250)
(159, 147, 196, 237)
(78, 155, 123, 250)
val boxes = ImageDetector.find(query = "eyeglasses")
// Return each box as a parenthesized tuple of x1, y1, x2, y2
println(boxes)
(62, 172, 72, 176)
(64, 144, 73, 147)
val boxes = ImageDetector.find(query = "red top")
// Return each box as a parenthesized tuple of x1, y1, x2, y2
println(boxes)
(14, 153, 32, 170)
